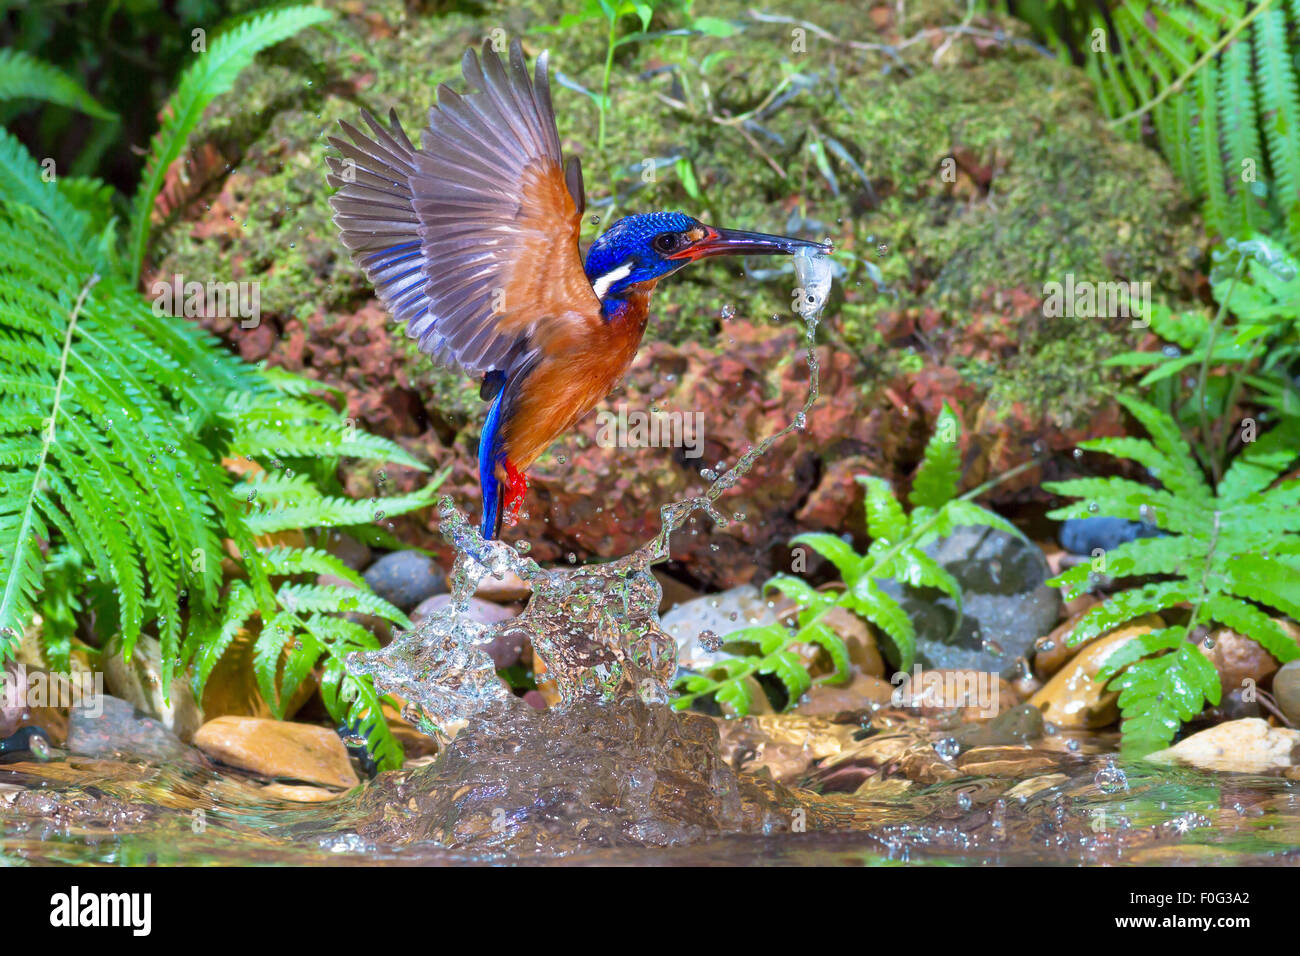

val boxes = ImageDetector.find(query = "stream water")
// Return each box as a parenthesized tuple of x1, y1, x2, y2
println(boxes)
(4, 252, 1299, 865)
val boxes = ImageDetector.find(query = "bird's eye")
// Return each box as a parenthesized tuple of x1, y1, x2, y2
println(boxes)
(653, 232, 683, 254)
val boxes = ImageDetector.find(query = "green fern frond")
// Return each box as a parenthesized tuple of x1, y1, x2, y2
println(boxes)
(238, 470, 446, 535)
(1048, 396, 1300, 754)
(1018, 0, 1300, 247)
(0, 129, 95, 248)
(680, 403, 1013, 712)
(127, 4, 334, 283)
(1255, 5, 1300, 244)
(908, 402, 960, 509)
(789, 531, 861, 582)
(1218, 33, 1269, 235)
(0, 49, 117, 120)
(1107, 634, 1221, 757)
(857, 475, 908, 542)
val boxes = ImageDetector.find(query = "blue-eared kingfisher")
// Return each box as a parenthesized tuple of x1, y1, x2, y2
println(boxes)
(326, 40, 828, 539)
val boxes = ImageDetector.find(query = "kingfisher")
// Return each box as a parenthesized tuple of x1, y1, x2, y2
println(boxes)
(326, 40, 827, 539)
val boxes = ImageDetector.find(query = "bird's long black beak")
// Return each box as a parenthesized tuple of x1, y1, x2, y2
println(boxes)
(670, 225, 831, 261)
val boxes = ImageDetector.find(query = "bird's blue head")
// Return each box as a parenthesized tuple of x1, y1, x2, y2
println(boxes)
(584, 211, 829, 316)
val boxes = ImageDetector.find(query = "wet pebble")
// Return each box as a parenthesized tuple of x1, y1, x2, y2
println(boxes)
(1275, 659, 1300, 725)
(322, 531, 372, 571)
(193, 716, 360, 789)
(474, 568, 532, 603)
(1146, 718, 1300, 774)
(410, 594, 523, 668)
(363, 550, 447, 612)
(1200, 627, 1281, 693)
(67, 694, 202, 765)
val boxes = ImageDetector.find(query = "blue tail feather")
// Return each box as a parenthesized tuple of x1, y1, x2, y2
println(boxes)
(478, 387, 507, 539)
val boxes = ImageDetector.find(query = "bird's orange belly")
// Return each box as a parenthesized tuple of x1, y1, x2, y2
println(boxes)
(499, 348, 634, 471)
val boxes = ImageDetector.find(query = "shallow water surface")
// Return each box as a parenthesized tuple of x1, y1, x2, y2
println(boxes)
(4, 714, 1299, 866)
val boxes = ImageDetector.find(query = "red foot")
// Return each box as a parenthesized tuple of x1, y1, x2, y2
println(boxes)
(503, 460, 529, 526)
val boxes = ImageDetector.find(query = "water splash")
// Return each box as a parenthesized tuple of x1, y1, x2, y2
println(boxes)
(351, 249, 835, 734)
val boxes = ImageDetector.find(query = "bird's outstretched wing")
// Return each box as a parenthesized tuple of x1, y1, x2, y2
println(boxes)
(325, 39, 598, 376)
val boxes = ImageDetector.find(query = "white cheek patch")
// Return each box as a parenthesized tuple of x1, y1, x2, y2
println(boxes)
(591, 262, 633, 300)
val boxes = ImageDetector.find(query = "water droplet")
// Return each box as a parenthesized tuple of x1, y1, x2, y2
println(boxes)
(1095, 760, 1128, 794)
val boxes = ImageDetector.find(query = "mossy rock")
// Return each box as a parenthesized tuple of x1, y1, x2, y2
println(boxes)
(149, 0, 1203, 580)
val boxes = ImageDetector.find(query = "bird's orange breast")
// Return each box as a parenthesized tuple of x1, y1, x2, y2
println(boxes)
(499, 281, 655, 474)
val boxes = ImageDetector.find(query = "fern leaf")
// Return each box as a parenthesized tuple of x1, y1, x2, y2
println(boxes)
(939, 499, 1022, 539)
(0, 130, 94, 246)
(1218, 32, 1268, 235)
(1255, 6, 1300, 245)
(856, 475, 907, 542)
(1221, 553, 1300, 620)
(1202, 593, 1300, 662)
(253, 609, 298, 718)
(255, 545, 364, 587)
(801, 618, 852, 684)
(764, 574, 836, 614)
(909, 403, 961, 510)
(127, 5, 334, 283)
(790, 532, 862, 583)
(1095, 626, 1186, 682)
(847, 576, 915, 670)
(0, 50, 116, 120)
(1062, 581, 1197, 646)
(275, 582, 410, 628)
(892, 546, 962, 611)
(1116, 395, 1212, 499)
(1044, 477, 1203, 534)
(1108, 641, 1220, 757)
(1217, 419, 1300, 499)
(758, 649, 813, 703)
(713, 678, 753, 716)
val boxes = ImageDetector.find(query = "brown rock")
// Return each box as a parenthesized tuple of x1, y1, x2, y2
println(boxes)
(796, 673, 894, 717)
(1201, 627, 1283, 695)
(717, 713, 857, 784)
(261, 783, 343, 802)
(956, 748, 1058, 777)
(1028, 615, 1164, 729)
(103, 632, 204, 742)
(474, 568, 532, 604)
(1033, 607, 1100, 679)
(822, 606, 885, 678)
(896, 667, 1014, 719)
(1146, 718, 1300, 773)
(193, 716, 359, 789)
(1275, 658, 1300, 725)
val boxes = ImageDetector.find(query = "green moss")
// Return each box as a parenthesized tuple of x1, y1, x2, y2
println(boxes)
(154, 0, 1201, 427)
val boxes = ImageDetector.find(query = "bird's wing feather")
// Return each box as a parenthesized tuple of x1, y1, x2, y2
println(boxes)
(326, 111, 432, 333)
(327, 40, 598, 377)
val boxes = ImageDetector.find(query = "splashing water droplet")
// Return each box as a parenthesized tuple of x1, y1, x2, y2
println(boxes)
(1095, 760, 1128, 794)
(349, 248, 835, 740)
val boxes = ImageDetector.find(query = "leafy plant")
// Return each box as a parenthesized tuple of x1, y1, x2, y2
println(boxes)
(0, 4, 434, 768)
(1105, 235, 1300, 483)
(539, 0, 735, 152)
(674, 404, 1021, 715)
(1047, 394, 1300, 756)
(0, 49, 117, 121)
(127, 4, 334, 285)
(1002, 0, 1300, 249)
